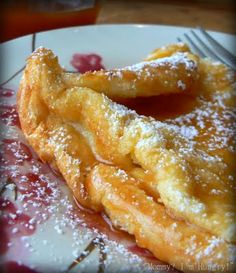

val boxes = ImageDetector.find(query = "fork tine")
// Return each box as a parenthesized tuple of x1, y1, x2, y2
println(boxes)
(190, 30, 227, 65)
(183, 33, 206, 58)
(197, 26, 236, 66)
(177, 37, 182, 43)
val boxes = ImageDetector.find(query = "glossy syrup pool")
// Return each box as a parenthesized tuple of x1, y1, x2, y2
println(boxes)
(117, 92, 198, 121)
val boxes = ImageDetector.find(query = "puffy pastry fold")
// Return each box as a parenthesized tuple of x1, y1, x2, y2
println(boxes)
(87, 164, 234, 272)
(144, 42, 191, 60)
(17, 47, 236, 272)
(63, 47, 199, 98)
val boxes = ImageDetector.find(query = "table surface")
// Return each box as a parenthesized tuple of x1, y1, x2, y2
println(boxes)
(96, 0, 235, 34)
(1, 0, 234, 43)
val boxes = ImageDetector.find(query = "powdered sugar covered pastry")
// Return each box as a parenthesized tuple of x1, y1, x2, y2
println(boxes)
(17, 46, 236, 272)
(144, 42, 191, 60)
(63, 46, 199, 98)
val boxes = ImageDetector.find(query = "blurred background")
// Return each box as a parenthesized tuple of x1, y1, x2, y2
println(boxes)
(0, 0, 235, 42)
(97, 0, 235, 33)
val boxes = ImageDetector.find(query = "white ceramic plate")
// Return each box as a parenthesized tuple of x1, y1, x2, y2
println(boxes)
(1, 24, 235, 88)
(0, 24, 235, 273)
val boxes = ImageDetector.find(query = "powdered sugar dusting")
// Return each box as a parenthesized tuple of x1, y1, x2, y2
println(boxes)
(170, 90, 236, 152)
(124, 53, 197, 73)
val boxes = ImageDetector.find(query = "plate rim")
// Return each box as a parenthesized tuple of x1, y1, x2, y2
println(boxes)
(1, 23, 235, 45)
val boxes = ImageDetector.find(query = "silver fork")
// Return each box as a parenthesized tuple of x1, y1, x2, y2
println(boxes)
(177, 26, 236, 71)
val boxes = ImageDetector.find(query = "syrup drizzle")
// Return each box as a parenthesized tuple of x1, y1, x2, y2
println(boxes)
(0, 105, 21, 127)
(0, 87, 15, 97)
(3, 261, 40, 273)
